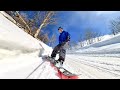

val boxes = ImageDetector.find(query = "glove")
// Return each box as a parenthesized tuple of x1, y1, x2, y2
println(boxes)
(66, 35, 70, 42)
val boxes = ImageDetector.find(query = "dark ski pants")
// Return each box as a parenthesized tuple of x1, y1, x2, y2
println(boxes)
(51, 43, 66, 62)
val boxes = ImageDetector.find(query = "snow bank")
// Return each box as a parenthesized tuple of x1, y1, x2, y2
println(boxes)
(0, 11, 40, 52)
(0, 11, 53, 58)
(70, 33, 120, 54)
(0, 11, 57, 79)
(0, 53, 59, 79)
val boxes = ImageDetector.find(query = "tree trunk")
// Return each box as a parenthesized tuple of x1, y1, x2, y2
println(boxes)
(16, 11, 31, 32)
(34, 11, 54, 38)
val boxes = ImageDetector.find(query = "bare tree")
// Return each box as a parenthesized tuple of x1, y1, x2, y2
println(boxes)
(96, 32, 102, 42)
(38, 32, 49, 44)
(34, 11, 57, 38)
(15, 11, 31, 33)
(21, 11, 42, 36)
(28, 11, 41, 32)
(78, 35, 84, 47)
(85, 28, 94, 44)
(110, 17, 120, 35)
(6, 11, 32, 34)
(84, 28, 102, 45)
(92, 31, 102, 42)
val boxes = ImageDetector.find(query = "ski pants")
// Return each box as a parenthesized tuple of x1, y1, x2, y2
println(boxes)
(51, 42, 68, 62)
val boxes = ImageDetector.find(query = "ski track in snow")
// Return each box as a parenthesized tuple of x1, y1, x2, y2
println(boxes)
(65, 55, 120, 79)
(26, 60, 60, 79)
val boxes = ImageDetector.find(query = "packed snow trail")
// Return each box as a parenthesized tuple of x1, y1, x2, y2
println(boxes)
(64, 54, 120, 79)
(0, 54, 60, 79)
(1, 52, 120, 79)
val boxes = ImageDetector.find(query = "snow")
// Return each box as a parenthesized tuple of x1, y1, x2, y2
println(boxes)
(0, 11, 120, 79)
(0, 11, 57, 79)
(0, 53, 59, 79)
(68, 32, 120, 56)
(65, 54, 120, 79)
(0, 12, 40, 52)
(66, 27, 120, 79)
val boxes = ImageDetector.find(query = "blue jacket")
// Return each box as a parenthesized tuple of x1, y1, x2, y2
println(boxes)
(59, 31, 70, 44)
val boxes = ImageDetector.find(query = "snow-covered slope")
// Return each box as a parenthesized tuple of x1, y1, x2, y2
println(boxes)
(0, 11, 52, 58)
(0, 54, 59, 79)
(77, 34, 114, 49)
(69, 33, 120, 55)
(0, 11, 57, 79)
(0, 11, 41, 52)
(83, 33, 120, 48)
(65, 54, 120, 79)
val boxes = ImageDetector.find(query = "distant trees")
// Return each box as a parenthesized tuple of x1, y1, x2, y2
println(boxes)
(67, 27, 103, 49)
(94, 32, 102, 42)
(84, 28, 94, 44)
(75, 28, 102, 48)
(110, 17, 120, 35)
(84, 28, 102, 45)
(78, 34, 84, 47)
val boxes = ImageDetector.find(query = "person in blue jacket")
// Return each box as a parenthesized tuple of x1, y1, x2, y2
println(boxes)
(50, 27, 70, 67)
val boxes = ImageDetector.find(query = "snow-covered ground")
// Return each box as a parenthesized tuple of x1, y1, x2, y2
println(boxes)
(68, 32, 120, 57)
(66, 25, 120, 79)
(0, 11, 120, 79)
(65, 54, 120, 79)
(0, 53, 59, 79)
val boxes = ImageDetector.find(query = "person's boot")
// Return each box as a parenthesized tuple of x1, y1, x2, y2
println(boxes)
(55, 59, 63, 68)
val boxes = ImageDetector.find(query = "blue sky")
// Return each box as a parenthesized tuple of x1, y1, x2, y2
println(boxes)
(20, 11, 120, 47)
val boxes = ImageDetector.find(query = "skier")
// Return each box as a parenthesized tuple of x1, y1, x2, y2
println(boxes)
(50, 27, 70, 67)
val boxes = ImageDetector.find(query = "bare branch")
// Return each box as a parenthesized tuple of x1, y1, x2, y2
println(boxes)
(34, 11, 58, 38)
